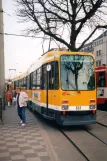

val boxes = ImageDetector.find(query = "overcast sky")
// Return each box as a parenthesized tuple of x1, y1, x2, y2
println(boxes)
(3, 0, 50, 79)
(3, 0, 103, 79)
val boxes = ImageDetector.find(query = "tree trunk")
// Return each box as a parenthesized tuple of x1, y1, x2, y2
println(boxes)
(75, 71, 78, 90)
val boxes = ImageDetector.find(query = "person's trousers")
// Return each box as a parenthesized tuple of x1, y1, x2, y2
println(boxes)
(8, 102, 10, 106)
(17, 106, 26, 124)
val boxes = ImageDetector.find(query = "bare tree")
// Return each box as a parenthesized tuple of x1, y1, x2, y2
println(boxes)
(62, 55, 95, 90)
(16, 0, 107, 51)
(63, 55, 83, 90)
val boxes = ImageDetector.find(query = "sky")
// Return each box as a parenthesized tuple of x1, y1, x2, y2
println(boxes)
(2, 0, 103, 79)
(3, 0, 51, 79)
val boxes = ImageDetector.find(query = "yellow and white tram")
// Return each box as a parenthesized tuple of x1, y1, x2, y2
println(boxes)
(12, 48, 96, 125)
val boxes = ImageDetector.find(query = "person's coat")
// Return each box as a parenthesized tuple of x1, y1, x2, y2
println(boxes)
(16, 92, 28, 107)
(5, 91, 12, 102)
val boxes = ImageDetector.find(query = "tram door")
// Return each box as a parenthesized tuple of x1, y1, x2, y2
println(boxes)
(42, 61, 59, 118)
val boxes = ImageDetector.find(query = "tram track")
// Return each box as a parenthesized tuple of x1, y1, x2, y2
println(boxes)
(59, 123, 107, 161)
(97, 121, 107, 128)
(59, 129, 90, 161)
(84, 127, 107, 146)
(31, 109, 107, 161)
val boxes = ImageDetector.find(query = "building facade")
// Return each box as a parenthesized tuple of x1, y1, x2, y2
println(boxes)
(81, 30, 107, 67)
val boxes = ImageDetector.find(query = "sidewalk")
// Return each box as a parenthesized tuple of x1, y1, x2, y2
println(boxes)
(0, 105, 51, 161)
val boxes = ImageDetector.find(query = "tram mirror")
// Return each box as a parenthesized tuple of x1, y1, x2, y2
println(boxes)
(47, 64, 51, 71)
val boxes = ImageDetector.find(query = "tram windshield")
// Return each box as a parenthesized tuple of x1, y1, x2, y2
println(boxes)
(60, 55, 95, 90)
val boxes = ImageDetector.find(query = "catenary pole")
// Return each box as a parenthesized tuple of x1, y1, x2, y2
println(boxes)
(0, 0, 5, 101)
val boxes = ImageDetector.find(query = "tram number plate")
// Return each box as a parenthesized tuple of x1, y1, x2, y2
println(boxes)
(76, 106, 81, 110)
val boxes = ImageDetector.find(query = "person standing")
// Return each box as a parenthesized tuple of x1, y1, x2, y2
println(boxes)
(16, 88, 28, 127)
(10, 89, 13, 105)
(5, 90, 12, 107)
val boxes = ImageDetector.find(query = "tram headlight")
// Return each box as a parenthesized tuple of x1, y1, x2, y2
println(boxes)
(89, 104, 96, 109)
(61, 105, 69, 110)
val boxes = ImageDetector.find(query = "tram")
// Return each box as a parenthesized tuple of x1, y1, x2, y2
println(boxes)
(96, 65, 107, 111)
(12, 48, 96, 125)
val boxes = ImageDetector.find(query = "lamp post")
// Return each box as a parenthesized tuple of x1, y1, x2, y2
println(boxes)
(0, 0, 5, 111)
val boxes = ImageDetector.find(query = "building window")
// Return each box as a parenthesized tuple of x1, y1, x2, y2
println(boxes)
(99, 50, 101, 56)
(96, 50, 101, 56)
(96, 61, 98, 67)
(96, 51, 98, 56)
(99, 60, 101, 66)
(98, 72, 106, 87)
(96, 60, 101, 66)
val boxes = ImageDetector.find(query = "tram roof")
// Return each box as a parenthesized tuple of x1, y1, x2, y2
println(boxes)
(12, 48, 94, 81)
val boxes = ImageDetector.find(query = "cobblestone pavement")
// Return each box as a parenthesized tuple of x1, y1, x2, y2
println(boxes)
(0, 105, 51, 161)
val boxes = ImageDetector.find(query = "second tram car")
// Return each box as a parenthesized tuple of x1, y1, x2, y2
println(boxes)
(96, 65, 107, 110)
(12, 48, 96, 125)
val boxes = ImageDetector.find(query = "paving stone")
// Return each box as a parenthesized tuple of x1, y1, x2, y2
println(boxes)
(26, 157, 41, 161)
(24, 153, 37, 158)
(37, 152, 49, 157)
(0, 106, 51, 161)
(0, 156, 11, 161)
(8, 147, 21, 152)
(40, 156, 50, 161)
(11, 154, 25, 160)
(31, 145, 44, 150)
(0, 146, 7, 150)
(22, 149, 35, 154)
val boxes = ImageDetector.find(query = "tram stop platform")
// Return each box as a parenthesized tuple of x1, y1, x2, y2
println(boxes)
(0, 105, 51, 161)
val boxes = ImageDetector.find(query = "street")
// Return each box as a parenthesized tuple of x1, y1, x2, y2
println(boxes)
(32, 109, 107, 161)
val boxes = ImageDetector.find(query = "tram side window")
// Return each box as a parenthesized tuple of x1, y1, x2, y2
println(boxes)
(14, 81, 16, 89)
(27, 75, 31, 90)
(32, 71, 37, 89)
(42, 61, 59, 90)
(16, 80, 19, 88)
(19, 80, 21, 87)
(20, 79, 23, 88)
(42, 65, 47, 89)
(31, 73, 33, 89)
(98, 72, 106, 87)
(23, 77, 27, 89)
(36, 68, 41, 89)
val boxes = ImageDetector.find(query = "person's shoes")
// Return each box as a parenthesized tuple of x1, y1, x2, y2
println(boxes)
(20, 120, 23, 124)
(21, 123, 26, 127)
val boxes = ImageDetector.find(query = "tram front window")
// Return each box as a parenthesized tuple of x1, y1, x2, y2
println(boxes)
(60, 55, 95, 90)
(98, 72, 106, 87)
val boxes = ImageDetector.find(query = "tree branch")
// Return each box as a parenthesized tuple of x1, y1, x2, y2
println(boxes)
(77, 24, 107, 50)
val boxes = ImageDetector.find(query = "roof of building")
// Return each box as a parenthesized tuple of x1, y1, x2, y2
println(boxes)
(82, 42, 93, 47)
(93, 30, 107, 41)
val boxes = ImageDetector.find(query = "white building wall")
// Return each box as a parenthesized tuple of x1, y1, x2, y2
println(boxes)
(93, 36, 107, 66)
(81, 31, 107, 67)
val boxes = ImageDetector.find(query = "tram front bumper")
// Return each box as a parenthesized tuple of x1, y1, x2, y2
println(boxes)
(55, 112, 96, 126)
